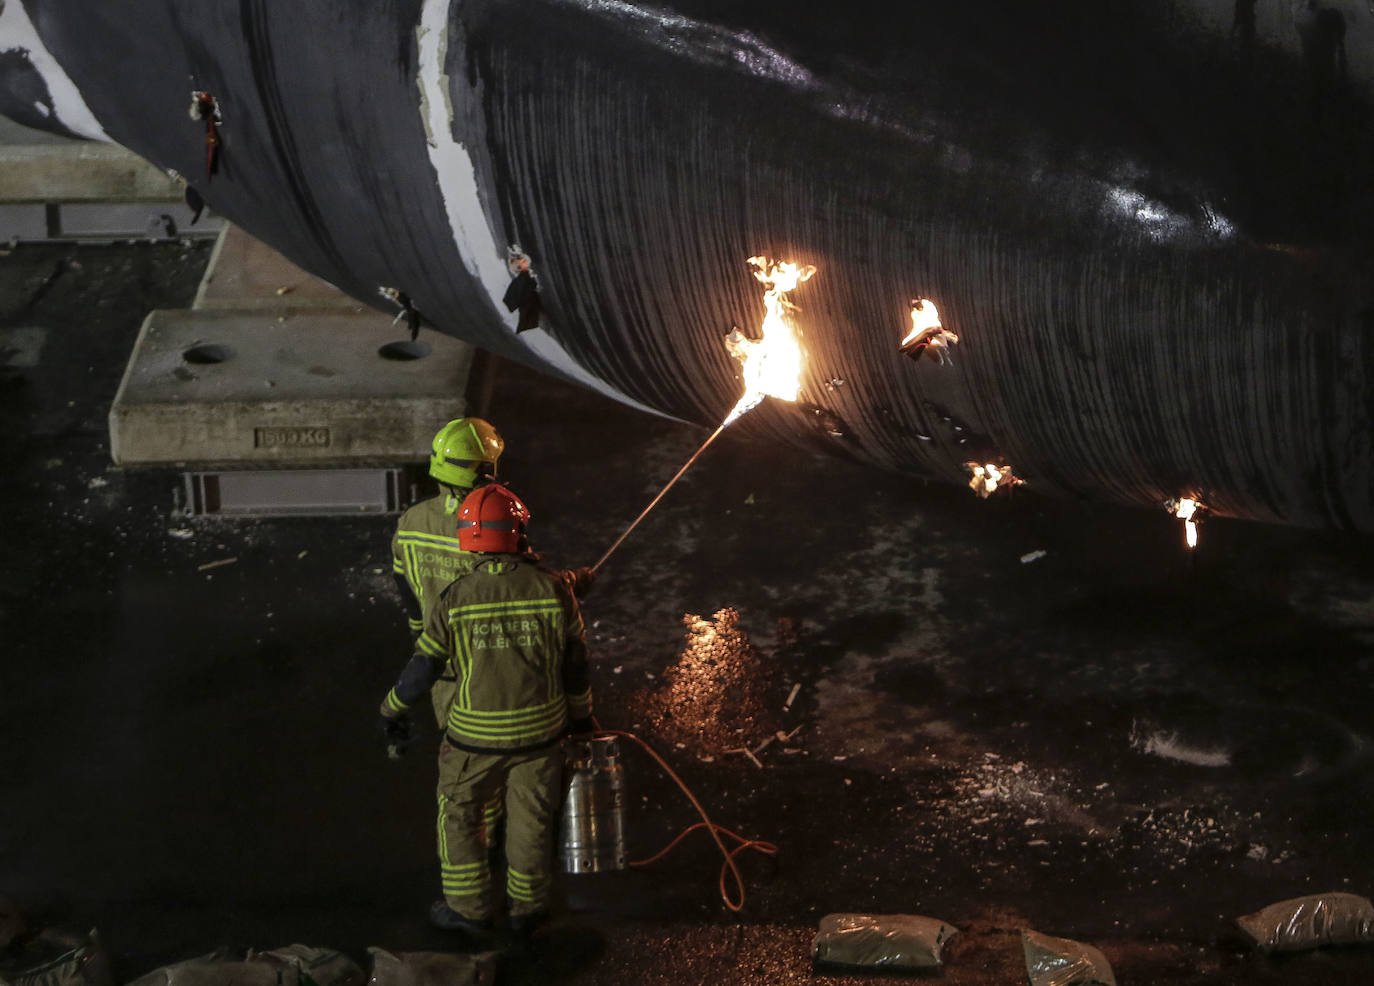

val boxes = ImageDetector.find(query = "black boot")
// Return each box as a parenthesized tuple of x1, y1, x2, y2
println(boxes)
(508, 910, 549, 939)
(428, 900, 495, 941)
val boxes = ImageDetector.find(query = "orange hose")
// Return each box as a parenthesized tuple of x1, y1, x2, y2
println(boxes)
(592, 727, 778, 912)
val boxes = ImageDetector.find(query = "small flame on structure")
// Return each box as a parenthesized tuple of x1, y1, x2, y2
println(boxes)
(1164, 496, 1205, 549)
(900, 298, 959, 364)
(965, 462, 1024, 499)
(722, 256, 815, 426)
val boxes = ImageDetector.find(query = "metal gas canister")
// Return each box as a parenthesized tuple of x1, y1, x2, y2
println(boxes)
(558, 735, 628, 873)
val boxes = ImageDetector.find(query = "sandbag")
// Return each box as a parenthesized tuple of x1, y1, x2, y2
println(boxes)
(126, 945, 364, 986)
(1235, 892, 1374, 952)
(0, 929, 112, 986)
(1021, 929, 1116, 986)
(811, 913, 958, 970)
(366, 948, 498, 986)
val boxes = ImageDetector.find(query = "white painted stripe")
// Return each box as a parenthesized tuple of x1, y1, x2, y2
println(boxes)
(0, 2, 108, 141)
(414, 0, 664, 416)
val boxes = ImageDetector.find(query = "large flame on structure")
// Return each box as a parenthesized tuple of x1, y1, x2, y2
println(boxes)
(1165, 496, 1204, 549)
(722, 256, 815, 426)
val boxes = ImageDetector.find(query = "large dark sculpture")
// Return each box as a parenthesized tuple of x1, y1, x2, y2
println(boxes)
(5, 0, 1371, 530)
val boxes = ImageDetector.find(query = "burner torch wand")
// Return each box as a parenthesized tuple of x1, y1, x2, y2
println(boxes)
(591, 422, 728, 574)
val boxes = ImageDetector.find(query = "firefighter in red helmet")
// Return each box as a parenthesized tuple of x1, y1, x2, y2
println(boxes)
(379, 484, 593, 939)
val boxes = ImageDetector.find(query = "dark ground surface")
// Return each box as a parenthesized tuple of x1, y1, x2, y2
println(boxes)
(2, 240, 1374, 984)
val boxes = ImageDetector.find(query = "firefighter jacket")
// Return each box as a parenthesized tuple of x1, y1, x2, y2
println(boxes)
(391, 488, 475, 634)
(381, 553, 593, 754)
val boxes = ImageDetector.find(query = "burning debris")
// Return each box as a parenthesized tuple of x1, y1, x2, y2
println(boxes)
(900, 299, 959, 364)
(1163, 496, 1207, 549)
(188, 91, 222, 182)
(965, 462, 1024, 498)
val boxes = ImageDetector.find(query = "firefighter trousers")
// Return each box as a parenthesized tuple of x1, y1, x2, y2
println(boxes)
(433, 681, 506, 838)
(435, 737, 562, 921)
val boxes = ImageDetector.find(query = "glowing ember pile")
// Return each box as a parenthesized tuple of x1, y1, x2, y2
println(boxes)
(1163, 496, 1207, 548)
(722, 256, 815, 426)
(966, 462, 1024, 498)
(636, 608, 788, 752)
(900, 299, 959, 364)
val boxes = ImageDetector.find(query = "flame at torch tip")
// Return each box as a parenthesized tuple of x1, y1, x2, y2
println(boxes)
(592, 256, 817, 573)
(724, 257, 814, 425)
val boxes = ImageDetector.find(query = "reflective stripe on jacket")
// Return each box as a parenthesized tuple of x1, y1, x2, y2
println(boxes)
(416, 554, 592, 753)
(391, 490, 476, 629)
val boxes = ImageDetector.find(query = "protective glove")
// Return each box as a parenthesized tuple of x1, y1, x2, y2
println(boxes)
(380, 714, 413, 760)
(562, 566, 598, 597)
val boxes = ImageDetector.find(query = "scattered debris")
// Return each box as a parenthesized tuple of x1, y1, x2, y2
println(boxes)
(725, 747, 764, 768)
(1130, 720, 1231, 767)
(1020, 549, 1047, 564)
(783, 682, 801, 710)
(196, 557, 237, 572)
(168, 528, 194, 539)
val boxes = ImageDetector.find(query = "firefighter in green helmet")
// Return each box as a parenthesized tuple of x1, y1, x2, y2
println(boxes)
(392, 418, 508, 843)
(392, 417, 505, 712)
(379, 483, 594, 939)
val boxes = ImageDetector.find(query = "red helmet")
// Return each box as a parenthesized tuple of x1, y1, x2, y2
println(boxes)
(457, 484, 530, 553)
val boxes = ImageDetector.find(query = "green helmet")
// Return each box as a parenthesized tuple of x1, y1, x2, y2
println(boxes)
(429, 418, 505, 489)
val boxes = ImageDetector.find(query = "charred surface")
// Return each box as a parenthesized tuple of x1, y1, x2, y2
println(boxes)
(11, 0, 1374, 528)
